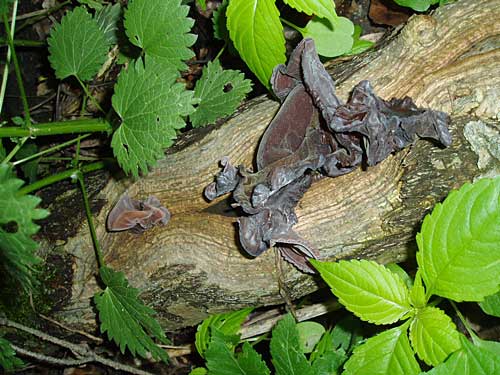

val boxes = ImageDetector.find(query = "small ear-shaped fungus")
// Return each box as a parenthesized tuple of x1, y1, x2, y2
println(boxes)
(107, 195, 170, 233)
(205, 38, 451, 273)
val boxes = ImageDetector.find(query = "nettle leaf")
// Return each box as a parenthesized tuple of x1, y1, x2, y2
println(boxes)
(479, 290, 500, 317)
(111, 57, 196, 177)
(424, 335, 500, 375)
(409, 271, 427, 308)
(283, 0, 336, 19)
(227, 0, 286, 87)
(393, 0, 440, 12)
(0, 336, 24, 372)
(95, 3, 121, 45)
(0, 164, 49, 291)
(191, 60, 252, 128)
(409, 306, 460, 366)
(416, 177, 500, 302)
(311, 259, 412, 324)
(48, 7, 110, 81)
(195, 307, 253, 358)
(299, 15, 354, 57)
(270, 314, 313, 375)
(343, 323, 421, 375)
(206, 329, 270, 375)
(124, 0, 196, 71)
(296, 321, 325, 354)
(94, 266, 169, 363)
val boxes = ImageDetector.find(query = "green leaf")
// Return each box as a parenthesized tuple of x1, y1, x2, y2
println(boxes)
(393, 0, 439, 12)
(296, 321, 325, 354)
(0, 140, 6, 160)
(311, 259, 412, 324)
(124, 0, 196, 71)
(283, 0, 336, 19)
(0, 164, 49, 291)
(227, 0, 286, 88)
(299, 15, 354, 57)
(0, 336, 24, 372)
(409, 271, 427, 308)
(270, 314, 313, 375)
(213, 0, 229, 41)
(205, 329, 270, 375)
(343, 323, 420, 375)
(479, 290, 500, 317)
(386, 263, 413, 290)
(94, 266, 169, 363)
(190, 368, 208, 375)
(195, 307, 253, 358)
(473, 337, 500, 357)
(111, 57, 196, 177)
(16, 142, 39, 183)
(331, 315, 363, 353)
(0, 0, 14, 17)
(48, 7, 110, 80)
(416, 177, 500, 301)
(77, 0, 104, 11)
(311, 349, 346, 375)
(409, 306, 460, 366)
(346, 25, 374, 55)
(191, 60, 252, 127)
(95, 3, 121, 45)
(424, 335, 500, 375)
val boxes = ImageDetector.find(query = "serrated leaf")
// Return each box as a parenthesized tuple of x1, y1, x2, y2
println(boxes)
(423, 335, 500, 375)
(270, 314, 313, 375)
(227, 0, 286, 88)
(48, 7, 110, 81)
(95, 3, 121, 45)
(479, 290, 500, 317)
(0, 164, 49, 291)
(296, 321, 325, 354)
(416, 177, 500, 302)
(205, 329, 270, 375)
(195, 307, 253, 358)
(409, 270, 427, 308)
(343, 323, 420, 375)
(299, 15, 354, 57)
(311, 259, 412, 324)
(311, 349, 346, 375)
(386, 263, 413, 290)
(94, 266, 169, 363)
(0, 336, 24, 372)
(124, 0, 196, 71)
(409, 306, 460, 366)
(283, 0, 336, 19)
(111, 57, 196, 177)
(191, 60, 252, 128)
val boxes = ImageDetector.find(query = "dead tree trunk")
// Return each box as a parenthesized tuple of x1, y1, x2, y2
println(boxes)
(43, 0, 500, 330)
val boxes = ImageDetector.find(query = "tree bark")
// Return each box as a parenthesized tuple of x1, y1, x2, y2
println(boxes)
(44, 0, 500, 330)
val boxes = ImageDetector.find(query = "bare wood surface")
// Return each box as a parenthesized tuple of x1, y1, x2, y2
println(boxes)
(48, 0, 500, 330)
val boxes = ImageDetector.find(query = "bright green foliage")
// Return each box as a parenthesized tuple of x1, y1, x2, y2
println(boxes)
(270, 314, 313, 375)
(95, 3, 121, 45)
(474, 337, 500, 357)
(409, 271, 427, 308)
(48, 7, 110, 81)
(227, 0, 286, 88)
(343, 323, 421, 375)
(416, 177, 500, 302)
(124, 0, 196, 71)
(0, 336, 23, 372)
(409, 306, 460, 366)
(283, 0, 336, 19)
(195, 307, 253, 358)
(393, 0, 440, 12)
(296, 321, 325, 354)
(191, 60, 252, 128)
(206, 329, 270, 375)
(311, 259, 412, 324)
(479, 290, 500, 317)
(0, 164, 49, 291)
(386, 263, 413, 290)
(190, 368, 208, 375)
(309, 329, 347, 373)
(424, 335, 500, 374)
(94, 266, 169, 363)
(299, 15, 354, 57)
(111, 57, 196, 177)
(346, 25, 374, 55)
(0, 0, 14, 16)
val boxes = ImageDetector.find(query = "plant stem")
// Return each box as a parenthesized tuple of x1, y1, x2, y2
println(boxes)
(0, 38, 45, 47)
(0, 0, 18, 116)
(3, 10, 31, 128)
(3, 136, 28, 163)
(75, 170, 105, 269)
(12, 133, 92, 166)
(0, 118, 112, 138)
(76, 76, 105, 114)
(17, 161, 106, 196)
(280, 17, 303, 33)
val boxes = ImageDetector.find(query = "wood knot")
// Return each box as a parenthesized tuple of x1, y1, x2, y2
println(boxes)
(403, 15, 438, 47)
